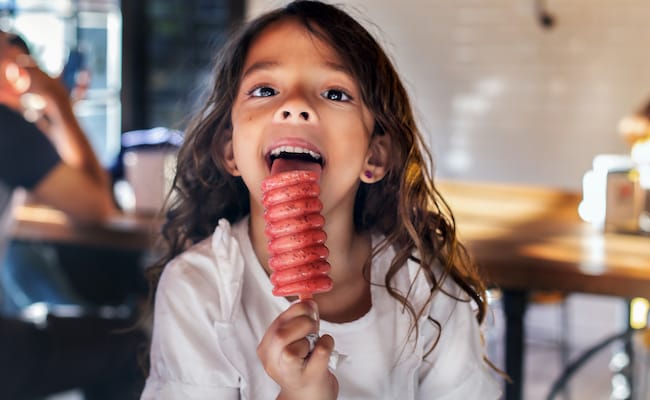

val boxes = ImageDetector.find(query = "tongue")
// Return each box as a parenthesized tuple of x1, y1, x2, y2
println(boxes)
(271, 158, 322, 176)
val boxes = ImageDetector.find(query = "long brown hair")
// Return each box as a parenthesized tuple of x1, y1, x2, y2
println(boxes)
(148, 0, 489, 356)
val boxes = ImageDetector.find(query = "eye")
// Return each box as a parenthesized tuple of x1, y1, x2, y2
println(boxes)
(322, 89, 351, 102)
(249, 86, 277, 97)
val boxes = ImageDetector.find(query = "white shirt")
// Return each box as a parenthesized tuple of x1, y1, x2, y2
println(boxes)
(142, 218, 501, 399)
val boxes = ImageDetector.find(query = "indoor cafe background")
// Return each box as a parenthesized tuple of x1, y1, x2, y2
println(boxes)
(250, 0, 650, 192)
(10, 0, 649, 191)
(2, 0, 649, 399)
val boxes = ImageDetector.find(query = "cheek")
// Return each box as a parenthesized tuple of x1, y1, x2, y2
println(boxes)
(361, 109, 375, 136)
(232, 109, 262, 134)
(230, 103, 246, 126)
(231, 134, 247, 161)
(331, 131, 370, 167)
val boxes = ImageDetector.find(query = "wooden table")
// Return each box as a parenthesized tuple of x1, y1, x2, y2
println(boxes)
(11, 204, 160, 250)
(7, 204, 162, 309)
(439, 181, 650, 400)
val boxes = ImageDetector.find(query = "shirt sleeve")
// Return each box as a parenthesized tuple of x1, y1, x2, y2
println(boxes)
(141, 251, 241, 400)
(0, 106, 61, 190)
(417, 288, 502, 400)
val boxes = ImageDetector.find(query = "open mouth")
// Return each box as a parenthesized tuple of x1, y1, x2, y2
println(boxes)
(266, 145, 324, 174)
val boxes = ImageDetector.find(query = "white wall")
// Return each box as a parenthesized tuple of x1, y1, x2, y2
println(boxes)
(246, 0, 650, 190)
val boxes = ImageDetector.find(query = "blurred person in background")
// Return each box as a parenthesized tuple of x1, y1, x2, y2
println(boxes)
(0, 30, 145, 399)
(0, 29, 117, 312)
(0, 30, 115, 222)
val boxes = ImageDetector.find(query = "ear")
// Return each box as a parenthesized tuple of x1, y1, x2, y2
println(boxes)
(223, 137, 240, 176)
(360, 133, 390, 183)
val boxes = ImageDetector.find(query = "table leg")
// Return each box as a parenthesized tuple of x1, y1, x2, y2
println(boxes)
(503, 290, 528, 400)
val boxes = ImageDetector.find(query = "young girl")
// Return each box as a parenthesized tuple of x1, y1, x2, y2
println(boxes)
(142, 1, 501, 399)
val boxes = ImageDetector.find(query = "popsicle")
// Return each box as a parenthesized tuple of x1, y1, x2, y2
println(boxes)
(262, 161, 344, 370)
(262, 169, 333, 299)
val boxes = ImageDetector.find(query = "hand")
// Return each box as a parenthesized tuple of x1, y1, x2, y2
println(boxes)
(0, 33, 67, 114)
(257, 300, 338, 400)
(0, 37, 30, 97)
(15, 56, 68, 104)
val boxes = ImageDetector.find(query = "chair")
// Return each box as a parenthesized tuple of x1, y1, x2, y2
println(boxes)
(528, 291, 572, 368)
(546, 305, 650, 400)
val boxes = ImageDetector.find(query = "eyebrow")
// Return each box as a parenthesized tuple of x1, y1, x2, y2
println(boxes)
(241, 59, 352, 80)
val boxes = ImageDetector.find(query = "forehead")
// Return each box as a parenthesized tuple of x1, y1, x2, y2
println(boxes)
(243, 19, 347, 73)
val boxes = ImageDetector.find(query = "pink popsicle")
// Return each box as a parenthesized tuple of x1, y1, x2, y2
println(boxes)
(262, 169, 333, 299)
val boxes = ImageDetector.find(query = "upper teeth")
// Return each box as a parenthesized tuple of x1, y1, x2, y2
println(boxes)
(270, 146, 321, 160)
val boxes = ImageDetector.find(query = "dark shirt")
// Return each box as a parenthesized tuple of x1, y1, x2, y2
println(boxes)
(0, 105, 60, 190)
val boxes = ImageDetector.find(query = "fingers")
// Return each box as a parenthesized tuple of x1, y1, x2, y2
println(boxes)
(14, 53, 36, 68)
(276, 314, 318, 355)
(3, 57, 45, 95)
(304, 334, 335, 374)
(285, 299, 320, 322)
(258, 300, 320, 370)
(4, 61, 30, 93)
(281, 335, 314, 364)
(266, 300, 319, 342)
(257, 301, 338, 398)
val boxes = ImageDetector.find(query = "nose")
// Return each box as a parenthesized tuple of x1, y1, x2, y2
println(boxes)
(280, 110, 309, 120)
(273, 94, 316, 124)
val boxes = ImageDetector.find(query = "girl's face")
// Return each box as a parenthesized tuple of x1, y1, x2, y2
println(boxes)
(229, 19, 383, 220)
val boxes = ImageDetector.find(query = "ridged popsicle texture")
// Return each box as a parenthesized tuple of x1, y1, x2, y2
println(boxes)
(261, 170, 333, 299)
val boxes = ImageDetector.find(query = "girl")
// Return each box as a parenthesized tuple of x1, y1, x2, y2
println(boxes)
(142, 1, 501, 399)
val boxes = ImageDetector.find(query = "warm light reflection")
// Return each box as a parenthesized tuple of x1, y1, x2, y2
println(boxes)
(520, 232, 650, 274)
(630, 297, 649, 330)
(455, 222, 511, 241)
(520, 236, 601, 274)
(580, 233, 605, 273)
(446, 192, 561, 224)
(15, 205, 68, 224)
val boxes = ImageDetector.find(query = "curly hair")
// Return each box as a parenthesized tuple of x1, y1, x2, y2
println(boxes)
(147, 0, 489, 357)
